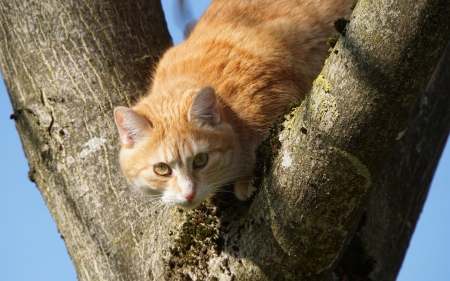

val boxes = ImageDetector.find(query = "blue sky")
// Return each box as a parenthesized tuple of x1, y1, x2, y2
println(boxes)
(0, 1, 448, 280)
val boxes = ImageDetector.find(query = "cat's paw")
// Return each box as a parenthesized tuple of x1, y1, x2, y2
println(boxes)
(234, 182, 257, 201)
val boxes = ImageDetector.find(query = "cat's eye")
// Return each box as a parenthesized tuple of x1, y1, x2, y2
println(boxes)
(193, 153, 208, 169)
(154, 163, 172, 176)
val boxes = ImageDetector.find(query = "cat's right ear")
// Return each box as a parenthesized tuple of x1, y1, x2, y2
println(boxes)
(114, 106, 151, 147)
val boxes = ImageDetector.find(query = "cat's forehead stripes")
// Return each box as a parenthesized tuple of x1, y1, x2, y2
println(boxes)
(154, 136, 199, 166)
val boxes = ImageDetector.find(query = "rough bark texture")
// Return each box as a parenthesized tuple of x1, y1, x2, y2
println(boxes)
(334, 42, 450, 281)
(364, 42, 450, 281)
(257, 0, 450, 279)
(0, 0, 449, 281)
(0, 0, 172, 280)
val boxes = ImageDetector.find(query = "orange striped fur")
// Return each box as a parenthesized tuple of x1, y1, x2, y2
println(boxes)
(114, 0, 353, 209)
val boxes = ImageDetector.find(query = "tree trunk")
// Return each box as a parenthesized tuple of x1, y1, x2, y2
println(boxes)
(0, 0, 449, 281)
(0, 0, 172, 280)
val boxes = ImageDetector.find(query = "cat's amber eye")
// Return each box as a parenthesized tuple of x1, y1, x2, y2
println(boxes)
(154, 163, 172, 176)
(193, 153, 208, 169)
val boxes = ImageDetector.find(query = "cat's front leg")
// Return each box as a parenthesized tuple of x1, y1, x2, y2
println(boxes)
(232, 146, 258, 201)
(234, 180, 257, 201)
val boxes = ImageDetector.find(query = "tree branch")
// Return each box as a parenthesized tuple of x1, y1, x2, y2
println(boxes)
(253, 0, 450, 279)
(361, 41, 450, 281)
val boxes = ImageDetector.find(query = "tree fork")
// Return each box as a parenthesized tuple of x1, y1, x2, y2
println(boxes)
(0, 0, 449, 280)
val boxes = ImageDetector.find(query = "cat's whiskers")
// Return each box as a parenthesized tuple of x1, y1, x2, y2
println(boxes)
(209, 178, 253, 190)
(214, 165, 254, 175)
(209, 196, 233, 207)
(208, 177, 247, 187)
(211, 189, 235, 194)
(156, 203, 174, 228)
(207, 168, 250, 186)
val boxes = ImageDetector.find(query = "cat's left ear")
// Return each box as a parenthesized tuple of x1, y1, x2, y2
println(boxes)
(188, 86, 220, 126)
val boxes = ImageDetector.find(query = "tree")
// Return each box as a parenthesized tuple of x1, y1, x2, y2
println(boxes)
(0, 0, 448, 280)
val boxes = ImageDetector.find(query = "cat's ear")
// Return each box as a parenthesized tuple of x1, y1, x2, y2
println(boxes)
(188, 86, 220, 126)
(114, 106, 151, 147)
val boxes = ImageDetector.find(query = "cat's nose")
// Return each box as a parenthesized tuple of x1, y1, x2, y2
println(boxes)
(183, 191, 196, 202)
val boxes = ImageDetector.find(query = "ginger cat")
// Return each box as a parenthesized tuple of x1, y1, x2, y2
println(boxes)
(114, 0, 353, 209)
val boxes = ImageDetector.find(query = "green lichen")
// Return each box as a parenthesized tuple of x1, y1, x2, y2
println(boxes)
(284, 100, 304, 130)
(313, 75, 332, 93)
(327, 33, 340, 49)
(166, 204, 220, 279)
(285, 100, 302, 114)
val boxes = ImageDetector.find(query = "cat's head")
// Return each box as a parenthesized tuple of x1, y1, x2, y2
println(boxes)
(114, 87, 236, 209)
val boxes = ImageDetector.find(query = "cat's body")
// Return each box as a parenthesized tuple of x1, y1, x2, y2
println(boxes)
(114, 0, 353, 209)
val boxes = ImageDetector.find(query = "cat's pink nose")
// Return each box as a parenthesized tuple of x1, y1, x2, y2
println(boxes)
(183, 191, 196, 202)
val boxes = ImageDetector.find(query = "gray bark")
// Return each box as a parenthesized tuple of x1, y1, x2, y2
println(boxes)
(0, 0, 172, 280)
(334, 41, 450, 281)
(0, 0, 449, 280)
(363, 42, 450, 281)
